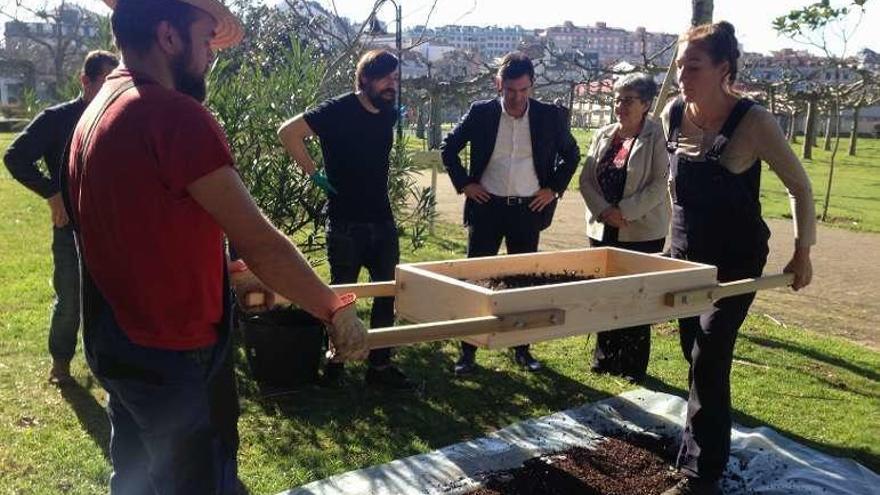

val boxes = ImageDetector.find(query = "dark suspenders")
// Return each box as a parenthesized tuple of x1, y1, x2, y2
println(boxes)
(665, 96, 757, 160)
(62, 80, 138, 230)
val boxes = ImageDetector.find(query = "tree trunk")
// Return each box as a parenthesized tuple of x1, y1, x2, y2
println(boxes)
(823, 111, 833, 151)
(52, 49, 67, 100)
(768, 86, 776, 115)
(587, 99, 594, 128)
(691, 0, 714, 25)
(415, 103, 426, 140)
(848, 105, 860, 156)
(802, 96, 817, 159)
(428, 91, 442, 150)
(822, 98, 843, 222)
(789, 109, 798, 143)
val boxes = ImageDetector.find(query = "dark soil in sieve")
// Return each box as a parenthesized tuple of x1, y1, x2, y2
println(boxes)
(463, 434, 681, 495)
(467, 272, 595, 290)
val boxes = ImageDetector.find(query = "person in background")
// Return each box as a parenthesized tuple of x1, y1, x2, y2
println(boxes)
(660, 21, 815, 495)
(441, 52, 580, 375)
(277, 49, 413, 390)
(4, 49, 119, 385)
(579, 73, 669, 383)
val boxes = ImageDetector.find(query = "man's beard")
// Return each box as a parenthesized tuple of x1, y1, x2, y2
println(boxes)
(171, 48, 207, 102)
(367, 86, 396, 112)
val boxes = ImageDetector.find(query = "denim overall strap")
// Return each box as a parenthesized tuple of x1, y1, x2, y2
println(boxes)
(667, 98, 769, 272)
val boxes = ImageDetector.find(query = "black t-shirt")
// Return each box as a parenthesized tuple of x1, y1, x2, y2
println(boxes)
(304, 92, 396, 223)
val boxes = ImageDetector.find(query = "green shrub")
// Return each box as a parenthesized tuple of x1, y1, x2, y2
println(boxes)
(207, 3, 433, 256)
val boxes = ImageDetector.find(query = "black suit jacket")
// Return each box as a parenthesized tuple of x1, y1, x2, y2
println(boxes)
(440, 98, 580, 229)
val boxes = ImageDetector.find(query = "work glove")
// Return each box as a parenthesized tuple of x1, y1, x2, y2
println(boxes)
(310, 169, 337, 195)
(325, 293, 369, 361)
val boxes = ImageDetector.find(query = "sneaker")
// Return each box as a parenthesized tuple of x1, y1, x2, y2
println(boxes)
(513, 349, 542, 372)
(48, 360, 74, 386)
(365, 365, 414, 390)
(453, 352, 477, 376)
(661, 477, 720, 495)
(320, 362, 345, 388)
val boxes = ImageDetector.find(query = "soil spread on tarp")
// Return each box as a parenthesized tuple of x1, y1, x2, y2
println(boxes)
(467, 272, 595, 290)
(464, 434, 681, 495)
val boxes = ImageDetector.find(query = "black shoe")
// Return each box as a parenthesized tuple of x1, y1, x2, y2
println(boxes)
(623, 374, 646, 384)
(514, 349, 542, 372)
(453, 352, 476, 376)
(661, 477, 720, 495)
(366, 365, 414, 390)
(320, 362, 345, 388)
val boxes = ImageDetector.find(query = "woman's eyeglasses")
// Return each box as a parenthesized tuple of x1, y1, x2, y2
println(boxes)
(613, 96, 643, 106)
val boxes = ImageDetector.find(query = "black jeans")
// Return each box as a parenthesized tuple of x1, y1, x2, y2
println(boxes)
(85, 305, 240, 494)
(460, 198, 544, 358)
(588, 236, 665, 379)
(327, 219, 399, 368)
(675, 256, 766, 482)
(50, 224, 81, 362)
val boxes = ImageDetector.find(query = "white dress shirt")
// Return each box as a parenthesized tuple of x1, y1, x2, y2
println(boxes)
(480, 99, 541, 197)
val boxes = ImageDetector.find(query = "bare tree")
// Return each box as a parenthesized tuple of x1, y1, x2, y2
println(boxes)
(844, 68, 880, 155)
(0, 0, 99, 99)
(774, 0, 870, 221)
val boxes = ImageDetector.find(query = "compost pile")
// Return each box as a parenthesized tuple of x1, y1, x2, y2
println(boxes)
(464, 434, 681, 495)
(467, 271, 595, 290)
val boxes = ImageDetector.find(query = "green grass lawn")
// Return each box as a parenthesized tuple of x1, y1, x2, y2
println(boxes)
(761, 138, 880, 232)
(0, 133, 878, 493)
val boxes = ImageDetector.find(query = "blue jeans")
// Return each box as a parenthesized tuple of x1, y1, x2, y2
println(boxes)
(49, 224, 81, 362)
(326, 219, 399, 367)
(84, 305, 239, 494)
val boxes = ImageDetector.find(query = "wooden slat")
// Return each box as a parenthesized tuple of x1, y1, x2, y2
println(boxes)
(469, 265, 717, 348)
(331, 281, 396, 298)
(402, 248, 609, 281)
(394, 264, 492, 324)
(664, 273, 794, 308)
(239, 278, 397, 308)
(366, 309, 565, 349)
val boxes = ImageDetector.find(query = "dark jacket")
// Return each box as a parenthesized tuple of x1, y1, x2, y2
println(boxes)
(440, 97, 580, 229)
(4, 97, 86, 199)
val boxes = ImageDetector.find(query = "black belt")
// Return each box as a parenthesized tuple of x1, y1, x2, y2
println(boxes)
(489, 194, 534, 206)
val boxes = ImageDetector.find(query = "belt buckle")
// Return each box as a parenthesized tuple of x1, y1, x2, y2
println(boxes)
(506, 196, 516, 206)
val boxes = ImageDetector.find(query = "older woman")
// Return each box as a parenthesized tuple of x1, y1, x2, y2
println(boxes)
(579, 73, 669, 383)
(660, 22, 815, 495)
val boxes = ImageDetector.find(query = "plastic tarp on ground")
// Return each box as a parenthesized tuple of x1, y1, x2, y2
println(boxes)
(283, 389, 879, 495)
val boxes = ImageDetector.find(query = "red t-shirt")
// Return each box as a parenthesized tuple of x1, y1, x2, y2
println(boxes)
(68, 69, 233, 350)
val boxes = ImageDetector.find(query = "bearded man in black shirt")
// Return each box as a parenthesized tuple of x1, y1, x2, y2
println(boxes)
(278, 49, 412, 390)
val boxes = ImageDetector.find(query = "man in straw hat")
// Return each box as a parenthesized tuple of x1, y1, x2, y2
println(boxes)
(66, 0, 369, 492)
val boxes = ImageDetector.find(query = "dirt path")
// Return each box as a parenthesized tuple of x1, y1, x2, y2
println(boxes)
(416, 171, 880, 350)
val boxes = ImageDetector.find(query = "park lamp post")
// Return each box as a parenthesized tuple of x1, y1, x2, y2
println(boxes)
(373, 0, 404, 142)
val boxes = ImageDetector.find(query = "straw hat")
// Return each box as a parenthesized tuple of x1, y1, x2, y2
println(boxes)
(103, 0, 244, 50)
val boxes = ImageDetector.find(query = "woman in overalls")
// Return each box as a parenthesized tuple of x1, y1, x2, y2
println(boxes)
(660, 21, 816, 495)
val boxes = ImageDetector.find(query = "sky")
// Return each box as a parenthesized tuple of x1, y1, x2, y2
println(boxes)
(30, 0, 880, 56)
(327, 0, 879, 56)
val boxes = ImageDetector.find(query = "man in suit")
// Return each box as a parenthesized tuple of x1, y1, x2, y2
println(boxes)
(440, 52, 580, 375)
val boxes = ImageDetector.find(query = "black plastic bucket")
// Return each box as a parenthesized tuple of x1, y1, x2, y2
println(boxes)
(239, 307, 325, 389)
